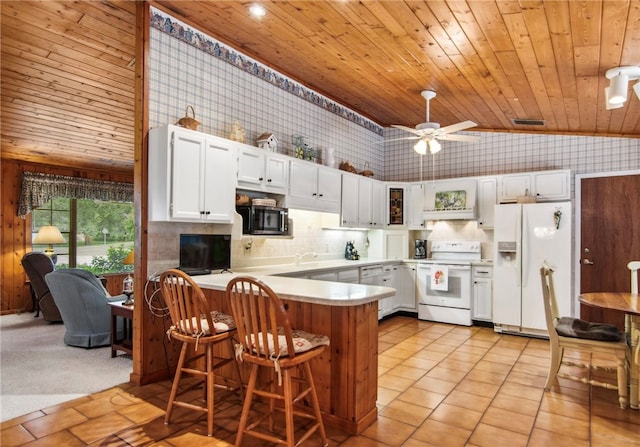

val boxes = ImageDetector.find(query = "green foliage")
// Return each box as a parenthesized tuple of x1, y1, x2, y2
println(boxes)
(80, 245, 133, 275)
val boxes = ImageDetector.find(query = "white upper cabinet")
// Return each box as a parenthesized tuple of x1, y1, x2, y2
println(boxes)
(498, 169, 570, 203)
(340, 173, 360, 227)
(406, 182, 426, 229)
(149, 125, 237, 223)
(237, 146, 288, 193)
(477, 177, 497, 229)
(341, 174, 385, 228)
(288, 160, 341, 213)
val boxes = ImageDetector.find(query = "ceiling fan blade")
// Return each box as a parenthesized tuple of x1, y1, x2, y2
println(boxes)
(375, 136, 420, 144)
(436, 120, 477, 135)
(436, 133, 481, 142)
(391, 124, 424, 136)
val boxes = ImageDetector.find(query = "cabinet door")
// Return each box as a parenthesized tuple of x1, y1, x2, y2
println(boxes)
(202, 140, 237, 223)
(171, 130, 208, 220)
(265, 154, 289, 191)
(309, 271, 338, 282)
(473, 276, 492, 321)
(370, 180, 385, 228)
(532, 170, 570, 201)
(473, 266, 492, 321)
(340, 174, 359, 227)
(407, 183, 426, 229)
(477, 177, 497, 228)
(395, 264, 416, 311)
(316, 166, 341, 213)
(387, 185, 405, 227)
(237, 148, 265, 187)
(358, 177, 373, 227)
(499, 174, 531, 202)
(289, 160, 319, 202)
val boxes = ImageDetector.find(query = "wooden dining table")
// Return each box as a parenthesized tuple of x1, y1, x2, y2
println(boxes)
(579, 292, 640, 410)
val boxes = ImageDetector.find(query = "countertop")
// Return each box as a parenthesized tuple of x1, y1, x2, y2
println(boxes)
(188, 257, 492, 307)
(191, 259, 395, 307)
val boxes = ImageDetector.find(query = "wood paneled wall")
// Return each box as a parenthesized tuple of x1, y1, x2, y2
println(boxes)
(0, 159, 133, 314)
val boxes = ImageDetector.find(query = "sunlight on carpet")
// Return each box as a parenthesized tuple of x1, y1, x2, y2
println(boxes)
(0, 312, 132, 422)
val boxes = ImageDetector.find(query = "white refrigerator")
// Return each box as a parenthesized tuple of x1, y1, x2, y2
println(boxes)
(492, 201, 572, 336)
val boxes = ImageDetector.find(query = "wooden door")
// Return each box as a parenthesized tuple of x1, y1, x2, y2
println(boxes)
(580, 173, 640, 328)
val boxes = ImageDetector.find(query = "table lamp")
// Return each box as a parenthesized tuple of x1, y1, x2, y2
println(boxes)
(122, 250, 134, 305)
(33, 225, 66, 259)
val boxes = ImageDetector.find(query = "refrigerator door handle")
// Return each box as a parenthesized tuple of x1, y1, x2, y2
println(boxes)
(515, 210, 522, 288)
(521, 210, 529, 288)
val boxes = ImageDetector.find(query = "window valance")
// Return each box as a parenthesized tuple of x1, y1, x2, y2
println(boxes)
(18, 172, 134, 218)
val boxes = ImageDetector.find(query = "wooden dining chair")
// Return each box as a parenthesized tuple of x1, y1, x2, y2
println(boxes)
(540, 265, 629, 408)
(159, 269, 244, 436)
(226, 276, 330, 447)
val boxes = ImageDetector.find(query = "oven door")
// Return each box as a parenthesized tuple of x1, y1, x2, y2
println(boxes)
(417, 263, 471, 309)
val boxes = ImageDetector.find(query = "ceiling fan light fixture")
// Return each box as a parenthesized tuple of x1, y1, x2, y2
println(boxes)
(413, 139, 427, 155)
(428, 139, 441, 154)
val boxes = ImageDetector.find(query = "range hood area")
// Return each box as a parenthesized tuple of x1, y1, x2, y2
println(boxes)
(423, 179, 477, 220)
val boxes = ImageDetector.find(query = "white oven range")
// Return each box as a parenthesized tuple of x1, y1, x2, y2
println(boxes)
(417, 241, 481, 326)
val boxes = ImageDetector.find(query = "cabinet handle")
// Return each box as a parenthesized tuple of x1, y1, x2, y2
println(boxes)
(318, 193, 323, 197)
(313, 193, 317, 196)
(259, 177, 264, 181)
(267, 178, 272, 183)
(200, 211, 206, 215)
(205, 211, 211, 215)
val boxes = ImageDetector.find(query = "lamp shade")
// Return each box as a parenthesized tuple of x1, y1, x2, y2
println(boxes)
(413, 139, 427, 155)
(33, 225, 66, 245)
(428, 139, 442, 154)
(122, 250, 135, 265)
(608, 73, 629, 105)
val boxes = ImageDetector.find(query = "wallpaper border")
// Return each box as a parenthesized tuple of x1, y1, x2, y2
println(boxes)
(150, 8, 384, 136)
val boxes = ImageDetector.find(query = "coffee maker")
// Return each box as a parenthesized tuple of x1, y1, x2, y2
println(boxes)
(414, 240, 426, 259)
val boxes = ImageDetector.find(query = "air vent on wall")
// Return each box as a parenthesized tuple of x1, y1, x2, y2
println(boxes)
(511, 118, 545, 126)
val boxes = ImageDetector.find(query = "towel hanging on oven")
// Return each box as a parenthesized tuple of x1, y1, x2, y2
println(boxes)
(430, 265, 449, 291)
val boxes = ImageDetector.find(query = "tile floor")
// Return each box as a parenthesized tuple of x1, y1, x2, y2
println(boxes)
(2, 316, 639, 446)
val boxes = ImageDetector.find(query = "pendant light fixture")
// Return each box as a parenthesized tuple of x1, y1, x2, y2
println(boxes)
(605, 66, 640, 108)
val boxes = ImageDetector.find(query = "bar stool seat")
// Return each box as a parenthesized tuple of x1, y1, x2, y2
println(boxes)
(160, 268, 243, 437)
(226, 276, 329, 447)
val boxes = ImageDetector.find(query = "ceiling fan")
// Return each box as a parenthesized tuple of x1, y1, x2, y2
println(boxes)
(391, 90, 480, 155)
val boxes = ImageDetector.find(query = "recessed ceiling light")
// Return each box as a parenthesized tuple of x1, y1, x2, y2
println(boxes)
(249, 4, 266, 18)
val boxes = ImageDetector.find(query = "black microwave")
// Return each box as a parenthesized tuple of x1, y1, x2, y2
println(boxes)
(236, 205, 289, 235)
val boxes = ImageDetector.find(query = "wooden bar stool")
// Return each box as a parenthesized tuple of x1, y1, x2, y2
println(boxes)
(160, 269, 244, 436)
(226, 276, 329, 447)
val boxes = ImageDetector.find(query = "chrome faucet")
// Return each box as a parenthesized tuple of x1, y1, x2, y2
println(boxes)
(295, 251, 317, 266)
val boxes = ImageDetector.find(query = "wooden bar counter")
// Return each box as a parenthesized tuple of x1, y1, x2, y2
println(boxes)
(193, 272, 395, 435)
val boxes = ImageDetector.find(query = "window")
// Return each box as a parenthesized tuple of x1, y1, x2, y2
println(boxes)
(32, 198, 134, 274)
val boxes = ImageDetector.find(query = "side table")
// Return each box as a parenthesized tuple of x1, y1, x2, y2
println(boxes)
(108, 300, 133, 357)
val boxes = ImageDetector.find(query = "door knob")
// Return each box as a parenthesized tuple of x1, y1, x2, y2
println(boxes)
(583, 259, 594, 265)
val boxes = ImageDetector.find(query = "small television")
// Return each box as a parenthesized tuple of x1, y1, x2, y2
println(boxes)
(179, 234, 231, 274)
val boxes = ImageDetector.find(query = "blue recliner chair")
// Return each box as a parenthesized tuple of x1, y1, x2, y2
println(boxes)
(45, 269, 126, 348)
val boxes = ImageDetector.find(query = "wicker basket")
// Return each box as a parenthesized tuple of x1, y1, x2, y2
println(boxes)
(176, 105, 200, 130)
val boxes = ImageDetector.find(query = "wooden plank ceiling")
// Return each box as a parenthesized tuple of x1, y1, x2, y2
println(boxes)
(1, 1, 639, 173)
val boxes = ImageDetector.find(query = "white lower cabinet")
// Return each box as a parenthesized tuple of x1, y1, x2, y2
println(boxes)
(393, 263, 417, 312)
(149, 125, 237, 223)
(472, 266, 493, 322)
(308, 271, 338, 281)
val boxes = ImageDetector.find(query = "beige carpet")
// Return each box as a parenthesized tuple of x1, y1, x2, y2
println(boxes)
(0, 312, 132, 422)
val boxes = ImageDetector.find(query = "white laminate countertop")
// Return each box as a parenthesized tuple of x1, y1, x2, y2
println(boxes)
(190, 260, 396, 307)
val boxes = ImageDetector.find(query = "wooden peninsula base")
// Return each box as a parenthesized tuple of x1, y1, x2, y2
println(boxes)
(202, 281, 384, 435)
